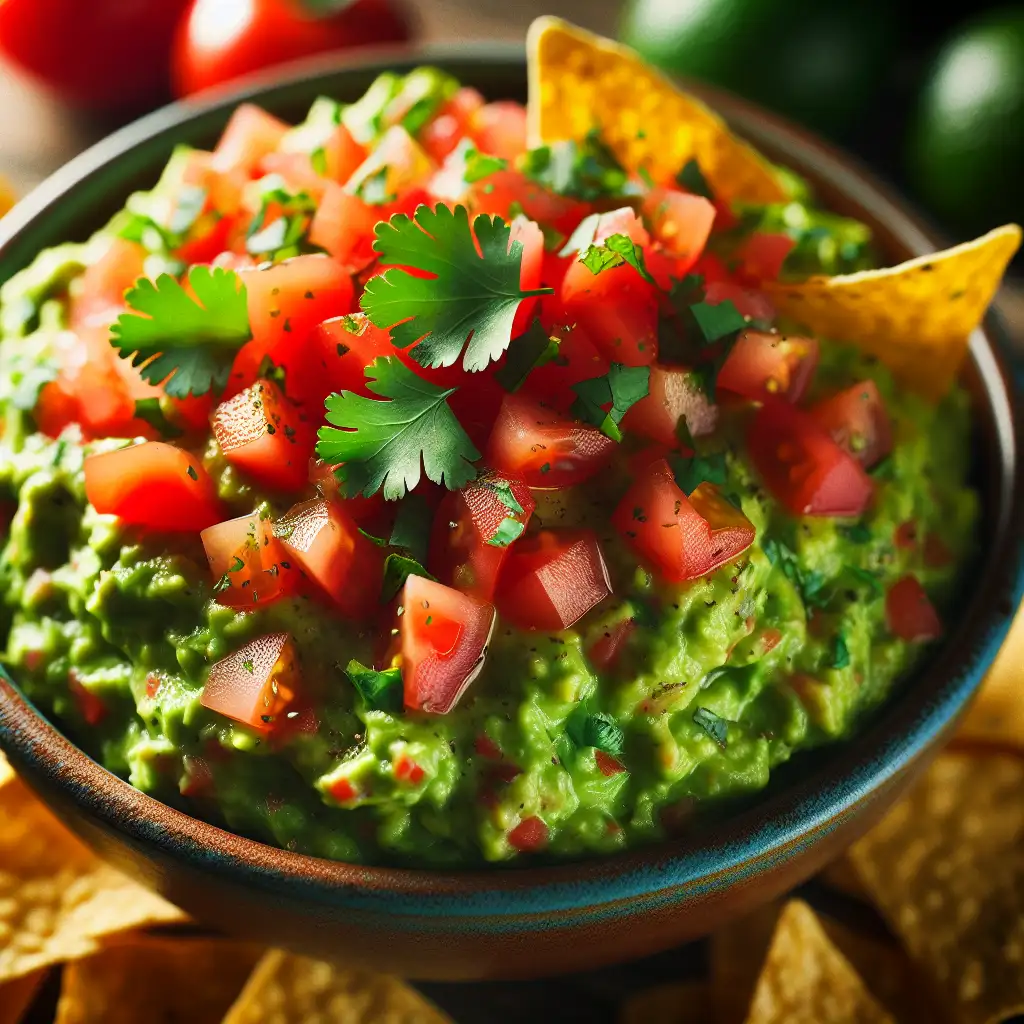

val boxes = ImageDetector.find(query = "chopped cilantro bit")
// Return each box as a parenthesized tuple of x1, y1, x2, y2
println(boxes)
(344, 659, 403, 712)
(381, 553, 435, 603)
(256, 355, 287, 393)
(519, 131, 638, 202)
(832, 632, 851, 670)
(845, 564, 883, 595)
(485, 478, 524, 515)
(353, 165, 397, 206)
(737, 593, 757, 618)
(110, 266, 251, 399)
(690, 299, 748, 343)
(700, 662, 759, 691)
(463, 148, 508, 183)
(763, 537, 829, 608)
(568, 708, 624, 755)
(693, 706, 728, 747)
(186, 465, 199, 481)
(667, 450, 727, 494)
(494, 319, 561, 393)
(844, 523, 872, 544)
(388, 492, 433, 565)
(360, 204, 553, 373)
(579, 232, 656, 285)
(242, 659, 255, 674)
(571, 363, 650, 442)
(245, 178, 316, 260)
(486, 517, 525, 547)
(676, 158, 714, 200)
(358, 528, 390, 547)
(133, 398, 183, 439)
(342, 72, 402, 143)
(317, 356, 480, 500)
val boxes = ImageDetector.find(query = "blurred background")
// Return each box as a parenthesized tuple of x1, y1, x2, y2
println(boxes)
(5, 0, 1018, 322)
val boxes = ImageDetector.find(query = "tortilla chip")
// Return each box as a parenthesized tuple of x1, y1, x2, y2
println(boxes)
(0, 970, 46, 1024)
(850, 751, 1024, 1024)
(0, 775, 187, 984)
(221, 949, 452, 1024)
(0, 176, 15, 219)
(0, 752, 13, 790)
(619, 981, 714, 1024)
(743, 900, 895, 1024)
(957, 603, 1024, 750)
(765, 224, 1021, 399)
(53, 936, 261, 1024)
(526, 17, 786, 206)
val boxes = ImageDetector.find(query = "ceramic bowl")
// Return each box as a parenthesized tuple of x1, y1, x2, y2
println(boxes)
(0, 45, 1021, 981)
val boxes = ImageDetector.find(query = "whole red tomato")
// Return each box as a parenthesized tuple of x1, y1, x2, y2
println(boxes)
(172, 0, 413, 98)
(0, 0, 192, 110)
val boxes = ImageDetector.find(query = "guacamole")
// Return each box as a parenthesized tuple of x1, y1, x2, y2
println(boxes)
(0, 67, 978, 866)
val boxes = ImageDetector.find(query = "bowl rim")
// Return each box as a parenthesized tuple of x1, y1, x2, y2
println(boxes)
(1, 43, 1021, 919)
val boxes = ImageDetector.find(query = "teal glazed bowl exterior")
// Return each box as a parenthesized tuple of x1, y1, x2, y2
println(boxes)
(0, 46, 1022, 981)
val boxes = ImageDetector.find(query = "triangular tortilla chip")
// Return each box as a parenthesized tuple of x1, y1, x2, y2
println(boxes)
(526, 17, 786, 206)
(743, 900, 895, 1024)
(765, 224, 1021, 399)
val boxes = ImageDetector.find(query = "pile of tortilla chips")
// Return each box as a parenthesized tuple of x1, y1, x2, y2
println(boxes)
(1, 17, 1023, 1024)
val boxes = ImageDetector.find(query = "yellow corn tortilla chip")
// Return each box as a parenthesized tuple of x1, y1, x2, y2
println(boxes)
(53, 936, 262, 1024)
(957, 602, 1024, 750)
(0, 970, 46, 1024)
(221, 949, 452, 1024)
(619, 981, 714, 1024)
(765, 224, 1021, 399)
(743, 900, 895, 1024)
(850, 751, 1024, 1024)
(526, 17, 786, 206)
(0, 176, 15, 219)
(0, 775, 187, 984)
(0, 752, 13, 789)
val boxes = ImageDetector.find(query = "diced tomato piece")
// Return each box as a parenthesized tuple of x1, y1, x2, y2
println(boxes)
(179, 755, 215, 799)
(400, 574, 496, 714)
(430, 472, 535, 601)
(508, 815, 548, 852)
(201, 512, 296, 608)
(84, 442, 225, 532)
(212, 104, 289, 175)
(894, 520, 918, 550)
(496, 529, 611, 631)
(263, 122, 365, 192)
(510, 215, 545, 337)
(612, 460, 755, 582)
(469, 101, 527, 160)
(747, 400, 874, 518)
(35, 379, 79, 438)
(201, 632, 299, 731)
(810, 380, 892, 470)
(394, 754, 426, 785)
(487, 392, 616, 487)
(734, 232, 796, 283)
(70, 237, 147, 329)
(704, 280, 776, 323)
(167, 393, 215, 434)
(594, 750, 626, 777)
(691, 252, 731, 285)
(474, 733, 504, 760)
(421, 86, 484, 163)
(308, 183, 380, 272)
(175, 214, 238, 267)
(718, 330, 819, 404)
(468, 168, 589, 235)
(522, 322, 610, 413)
(623, 365, 718, 448)
(313, 313, 396, 397)
(68, 671, 106, 727)
(641, 189, 715, 273)
(589, 618, 636, 673)
(211, 378, 315, 493)
(561, 208, 659, 365)
(886, 576, 942, 642)
(274, 498, 382, 618)
(308, 457, 387, 525)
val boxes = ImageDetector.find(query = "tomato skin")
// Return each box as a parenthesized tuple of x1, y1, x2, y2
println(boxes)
(496, 530, 612, 631)
(747, 400, 874, 518)
(308, 184, 380, 273)
(486, 393, 616, 488)
(467, 169, 590, 235)
(469, 101, 528, 160)
(201, 512, 294, 608)
(201, 632, 300, 731)
(561, 208, 660, 365)
(718, 330, 820, 404)
(0, 0, 191, 110)
(594, 750, 626, 777)
(507, 815, 548, 852)
(400, 575, 496, 714)
(211, 104, 289, 175)
(523, 323, 610, 414)
(641, 189, 715, 273)
(313, 315, 397, 397)
(622, 365, 718, 448)
(735, 232, 796, 283)
(612, 460, 755, 582)
(886, 576, 942, 642)
(430, 473, 536, 601)
(509, 216, 545, 338)
(704, 280, 776, 323)
(421, 87, 485, 163)
(589, 619, 636, 673)
(211, 379, 315, 494)
(810, 380, 892, 469)
(84, 442, 225, 533)
(274, 498, 382, 618)
(70, 237, 147, 330)
(172, 0, 412, 97)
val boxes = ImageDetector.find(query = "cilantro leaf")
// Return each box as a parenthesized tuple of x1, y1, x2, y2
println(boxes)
(843, 523, 872, 544)
(667, 450, 727, 494)
(519, 132, 637, 201)
(463, 148, 508, 183)
(571, 364, 650, 442)
(360, 204, 552, 372)
(693, 706, 728, 747)
(486, 517, 525, 547)
(579, 233, 655, 285)
(494, 319, 561, 393)
(317, 356, 480, 499)
(245, 177, 317, 260)
(676, 158, 714, 200)
(110, 266, 251, 399)
(763, 537, 829, 608)
(844, 564, 883, 595)
(568, 709, 624, 755)
(382, 553, 435, 603)
(344, 659, 403, 712)
(831, 632, 851, 670)
(133, 398, 183, 439)
(388, 492, 433, 565)
(484, 477, 524, 515)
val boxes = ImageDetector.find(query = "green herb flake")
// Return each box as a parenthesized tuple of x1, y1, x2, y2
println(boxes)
(344, 658, 403, 712)
(353, 165, 397, 206)
(832, 632, 851, 670)
(486, 517, 525, 548)
(571, 363, 650, 441)
(463, 148, 508, 183)
(388, 492, 433, 565)
(845, 564, 883, 595)
(494, 319, 561, 393)
(843, 523, 872, 544)
(133, 398, 183, 438)
(667, 451, 727, 494)
(763, 537, 829, 608)
(579, 232, 656, 285)
(568, 709, 624, 755)
(693, 706, 728, 747)
(381, 553, 435, 604)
